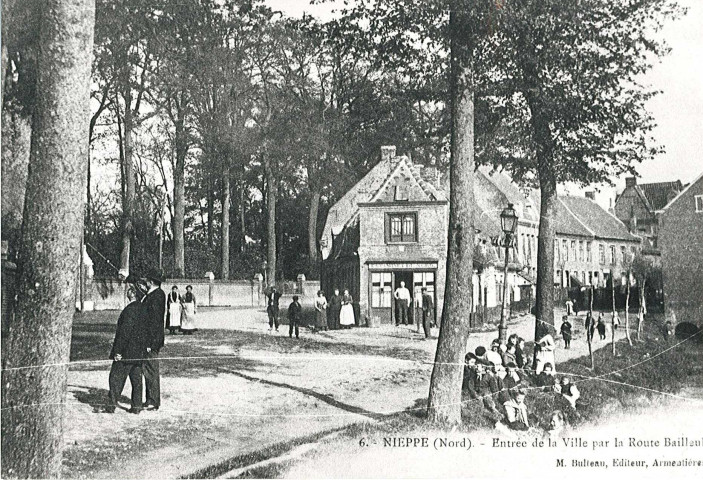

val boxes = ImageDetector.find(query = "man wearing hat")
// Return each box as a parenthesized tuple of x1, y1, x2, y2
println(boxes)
(107, 285, 148, 414)
(141, 268, 166, 410)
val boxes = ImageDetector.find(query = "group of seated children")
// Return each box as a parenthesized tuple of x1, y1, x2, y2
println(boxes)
(462, 332, 580, 431)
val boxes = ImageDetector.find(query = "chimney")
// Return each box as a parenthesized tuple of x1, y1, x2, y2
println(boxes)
(381, 145, 396, 162)
(625, 177, 637, 188)
(585, 191, 595, 201)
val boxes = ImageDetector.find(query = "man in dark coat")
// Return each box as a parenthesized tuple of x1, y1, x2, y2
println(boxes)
(141, 269, 166, 410)
(267, 287, 282, 331)
(287, 295, 303, 339)
(421, 288, 434, 338)
(328, 288, 342, 330)
(107, 286, 148, 414)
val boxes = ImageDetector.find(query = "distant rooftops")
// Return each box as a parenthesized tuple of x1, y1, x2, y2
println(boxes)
(623, 176, 684, 212)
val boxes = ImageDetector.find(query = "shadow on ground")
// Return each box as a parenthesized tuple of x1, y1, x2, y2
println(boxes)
(70, 320, 428, 378)
(69, 385, 130, 412)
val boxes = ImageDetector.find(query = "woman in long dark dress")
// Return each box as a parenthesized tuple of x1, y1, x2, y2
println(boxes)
(314, 290, 328, 332)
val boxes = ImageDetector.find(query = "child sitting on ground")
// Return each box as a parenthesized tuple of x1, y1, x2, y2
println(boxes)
(535, 362, 557, 390)
(555, 376, 580, 409)
(503, 388, 530, 431)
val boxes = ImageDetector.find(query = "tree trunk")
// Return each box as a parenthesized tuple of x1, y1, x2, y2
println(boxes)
(625, 276, 632, 346)
(308, 188, 321, 265)
(611, 275, 616, 356)
(521, 62, 558, 339)
(119, 86, 134, 278)
(637, 281, 646, 340)
(239, 185, 246, 253)
(173, 110, 187, 277)
(1, 1, 95, 477)
(534, 172, 557, 338)
(207, 175, 214, 249)
(265, 155, 277, 287)
(220, 164, 230, 280)
(427, 10, 475, 425)
(588, 286, 594, 369)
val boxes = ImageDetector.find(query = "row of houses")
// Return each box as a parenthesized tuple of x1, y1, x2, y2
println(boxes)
(320, 146, 644, 326)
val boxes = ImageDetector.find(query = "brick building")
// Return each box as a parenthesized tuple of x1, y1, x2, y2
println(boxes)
(613, 177, 684, 248)
(321, 146, 641, 326)
(659, 172, 703, 325)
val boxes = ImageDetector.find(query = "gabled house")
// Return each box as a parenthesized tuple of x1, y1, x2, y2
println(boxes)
(320, 146, 449, 324)
(659, 172, 703, 325)
(614, 177, 684, 248)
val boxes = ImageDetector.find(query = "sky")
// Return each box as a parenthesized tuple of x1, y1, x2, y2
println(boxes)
(268, 0, 703, 202)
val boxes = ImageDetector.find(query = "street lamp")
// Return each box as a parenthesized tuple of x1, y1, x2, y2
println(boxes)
(498, 203, 518, 344)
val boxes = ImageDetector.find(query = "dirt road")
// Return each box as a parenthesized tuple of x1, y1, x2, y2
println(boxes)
(62, 307, 622, 478)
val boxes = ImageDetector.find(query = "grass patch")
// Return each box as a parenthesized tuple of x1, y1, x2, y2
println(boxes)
(324, 320, 703, 444)
(183, 427, 347, 479)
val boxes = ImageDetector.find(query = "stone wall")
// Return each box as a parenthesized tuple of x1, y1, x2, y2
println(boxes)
(80, 275, 320, 311)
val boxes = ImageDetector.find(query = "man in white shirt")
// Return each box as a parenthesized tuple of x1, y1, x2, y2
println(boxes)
(394, 281, 411, 326)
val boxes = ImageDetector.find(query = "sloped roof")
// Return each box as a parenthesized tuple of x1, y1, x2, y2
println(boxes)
(553, 198, 595, 237)
(661, 171, 703, 214)
(639, 181, 683, 211)
(368, 156, 446, 203)
(558, 196, 640, 242)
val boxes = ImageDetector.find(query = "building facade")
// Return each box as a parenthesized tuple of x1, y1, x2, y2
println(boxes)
(614, 176, 684, 248)
(550, 196, 642, 289)
(659, 172, 703, 325)
(321, 146, 641, 326)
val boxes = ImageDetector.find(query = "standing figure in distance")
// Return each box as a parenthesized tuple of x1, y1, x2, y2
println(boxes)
(107, 285, 148, 414)
(339, 289, 355, 328)
(142, 269, 166, 411)
(560, 315, 572, 349)
(166, 285, 182, 335)
(565, 298, 574, 316)
(180, 285, 197, 335)
(314, 290, 328, 332)
(596, 313, 607, 340)
(328, 288, 342, 330)
(267, 286, 282, 331)
(413, 291, 423, 333)
(421, 287, 434, 339)
(394, 281, 411, 326)
(288, 295, 302, 339)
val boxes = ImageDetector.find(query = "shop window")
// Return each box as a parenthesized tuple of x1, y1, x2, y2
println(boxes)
(371, 272, 392, 308)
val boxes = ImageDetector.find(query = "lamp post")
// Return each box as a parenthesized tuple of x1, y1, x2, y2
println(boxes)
(498, 203, 518, 344)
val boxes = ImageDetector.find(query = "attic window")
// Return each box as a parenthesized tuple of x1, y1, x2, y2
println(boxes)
(394, 185, 409, 201)
(695, 195, 703, 213)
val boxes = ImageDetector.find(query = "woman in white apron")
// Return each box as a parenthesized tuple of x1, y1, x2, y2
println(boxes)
(166, 286, 182, 334)
(339, 289, 355, 328)
(181, 285, 197, 335)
